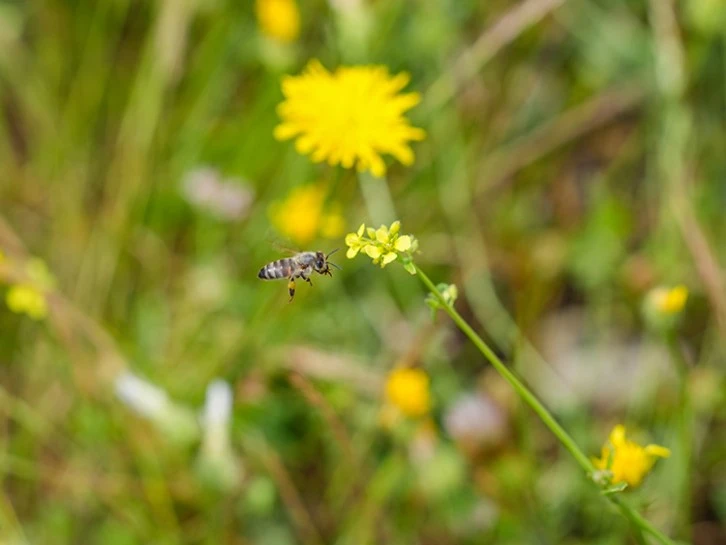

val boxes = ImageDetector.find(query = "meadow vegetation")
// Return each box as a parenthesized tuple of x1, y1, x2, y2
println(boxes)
(1, 1, 726, 544)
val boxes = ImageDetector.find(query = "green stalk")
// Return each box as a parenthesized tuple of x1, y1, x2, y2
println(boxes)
(415, 265, 592, 472)
(666, 334, 693, 541)
(414, 265, 679, 545)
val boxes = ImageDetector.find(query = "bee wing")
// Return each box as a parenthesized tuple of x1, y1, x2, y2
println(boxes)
(265, 236, 301, 256)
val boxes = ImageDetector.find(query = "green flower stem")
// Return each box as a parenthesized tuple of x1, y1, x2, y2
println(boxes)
(414, 264, 679, 545)
(666, 334, 693, 541)
(415, 265, 592, 471)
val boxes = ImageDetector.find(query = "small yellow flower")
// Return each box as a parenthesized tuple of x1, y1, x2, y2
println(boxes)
(6, 284, 47, 320)
(385, 367, 431, 418)
(345, 221, 418, 273)
(269, 183, 345, 246)
(650, 285, 688, 315)
(592, 425, 670, 488)
(274, 60, 426, 177)
(255, 0, 300, 44)
(345, 224, 367, 258)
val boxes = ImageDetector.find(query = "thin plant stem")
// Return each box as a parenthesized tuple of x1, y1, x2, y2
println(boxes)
(414, 265, 679, 545)
(415, 265, 592, 472)
(666, 334, 693, 541)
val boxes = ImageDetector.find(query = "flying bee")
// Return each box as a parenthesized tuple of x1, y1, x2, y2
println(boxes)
(258, 249, 341, 301)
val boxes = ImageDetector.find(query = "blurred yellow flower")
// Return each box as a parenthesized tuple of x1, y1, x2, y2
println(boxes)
(650, 285, 688, 315)
(269, 183, 345, 246)
(385, 367, 431, 418)
(592, 425, 670, 488)
(274, 60, 426, 177)
(6, 284, 47, 320)
(345, 221, 418, 273)
(256, 0, 300, 43)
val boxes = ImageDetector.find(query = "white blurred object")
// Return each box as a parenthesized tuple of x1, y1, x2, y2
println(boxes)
(181, 166, 254, 221)
(197, 380, 242, 490)
(530, 310, 676, 412)
(116, 371, 169, 418)
(201, 380, 233, 443)
(444, 393, 507, 450)
(115, 371, 199, 444)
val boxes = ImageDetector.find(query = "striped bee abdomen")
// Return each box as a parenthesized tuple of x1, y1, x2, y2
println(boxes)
(258, 258, 293, 280)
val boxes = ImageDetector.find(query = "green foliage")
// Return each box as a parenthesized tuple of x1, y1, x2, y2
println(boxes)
(0, 1, 724, 544)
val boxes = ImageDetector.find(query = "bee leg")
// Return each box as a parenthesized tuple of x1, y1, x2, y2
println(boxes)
(288, 279, 296, 302)
(305, 276, 313, 287)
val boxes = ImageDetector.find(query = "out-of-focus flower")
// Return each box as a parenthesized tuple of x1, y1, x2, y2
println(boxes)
(648, 285, 688, 315)
(592, 425, 670, 488)
(642, 284, 688, 332)
(6, 284, 47, 320)
(385, 367, 431, 418)
(444, 393, 507, 452)
(182, 166, 254, 221)
(531, 310, 675, 412)
(4, 258, 55, 320)
(115, 371, 199, 445)
(345, 221, 418, 273)
(269, 183, 345, 246)
(274, 60, 426, 177)
(255, 0, 300, 43)
(197, 380, 242, 491)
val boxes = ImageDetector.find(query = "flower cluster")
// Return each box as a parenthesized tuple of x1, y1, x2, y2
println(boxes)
(345, 221, 418, 273)
(592, 425, 670, 488)
(385, 367, 431, 418)
(269, 183, 345, 246)
(274, 60, 426, 177)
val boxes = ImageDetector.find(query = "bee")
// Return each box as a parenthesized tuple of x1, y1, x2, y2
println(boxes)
(258, 249, 341, 301)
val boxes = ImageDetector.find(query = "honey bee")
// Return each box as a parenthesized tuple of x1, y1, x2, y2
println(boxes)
(257, 249, 341, 301)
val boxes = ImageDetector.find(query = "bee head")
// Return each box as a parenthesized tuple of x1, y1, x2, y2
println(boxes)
(314, 249, 341, 276)
(314, 251, 327, 271)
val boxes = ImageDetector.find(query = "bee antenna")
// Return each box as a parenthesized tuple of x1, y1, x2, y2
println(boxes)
(327, 248, 340, 258)
(329, 261, 342, 271)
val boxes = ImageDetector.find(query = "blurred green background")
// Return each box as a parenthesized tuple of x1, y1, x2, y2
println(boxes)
(1, 0, 726, 543)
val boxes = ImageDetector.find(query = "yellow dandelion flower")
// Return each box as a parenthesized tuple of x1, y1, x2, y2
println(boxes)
(385, 367, 431, 418)
(6, 284, 47, 320)
(256, 0, 300, 44)
(274, 60, 426, 177)
(592, 425, 670, 488)
(269, 183, 344, 246)
(650, 285, 688, 315)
